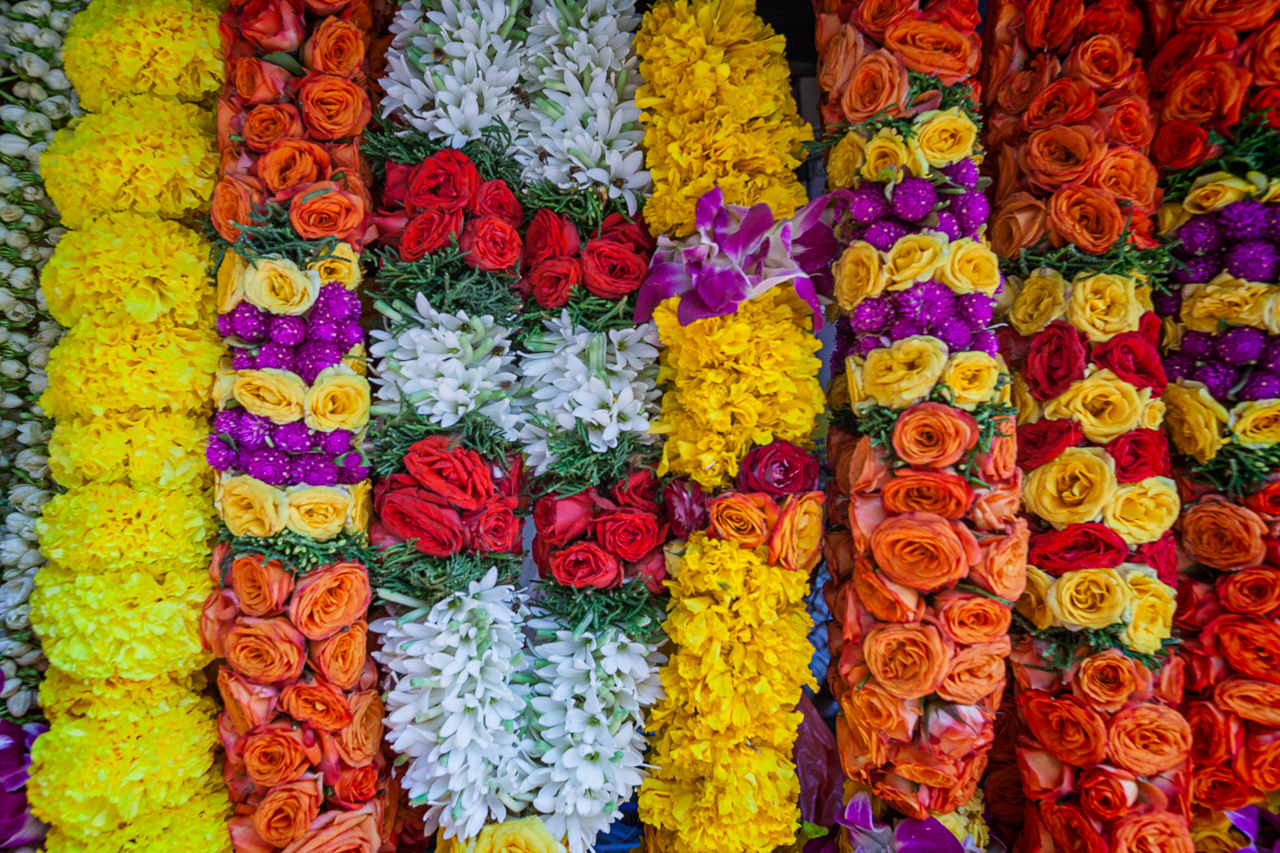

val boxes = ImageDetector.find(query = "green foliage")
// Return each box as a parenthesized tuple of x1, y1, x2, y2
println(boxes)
(1013, 611, 1174, 674)
(531, 421, 657, 497)
(370, 544, 523, 608)
(522, 179, 628, 235)
(208, 199, 346, 270)
(1000, 223, 1175, 288)
(520, 290, 637, 335)
(216, 527, 379, 578)
(362, 120, 522, 187)
(374, 244, 523, 326)
(1183, 441, 1280, 500)
(370, 404, 517, 478)
(1163, 114, 1280, 202)
(532, 578, 665, 645)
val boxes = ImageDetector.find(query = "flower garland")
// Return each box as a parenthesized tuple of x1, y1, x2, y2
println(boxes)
(24, 0, 228, 848)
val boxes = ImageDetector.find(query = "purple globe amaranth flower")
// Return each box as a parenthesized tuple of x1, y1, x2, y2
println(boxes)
(1269, 205, 1280, 240)
(337, 457, 370, 485)
(942, 159, 979, 190)
(318, 429, 356, 455)
(1153, 290, 1182, 318)
(846, 182, 891, 225)
(1193, 361, 1239, 401)
(1172, 252, 1224, 285)
(1217, 326, 1268, 366)
(1180, 330, 1216, 360)
(890, 177, 937, 222)
(1239, 371, 1280, 402)
(271, 420, 314, 454)
(852, 334, 883, 358)
(268, 315, 308, 346)
(850, 297, 895, 334)
(232, 413, 271, 451)
(254, 342, 295, 372)
(211, 409, 241, 437)
(295, 341, 343, 384)
(1220, 199, 1269, 241)
(244, 448, 291, 486)
(956, 292, 994, 331)
(335, 320, 363, 351)
(862, 218, 910, 252)
(288, 453, 317, 486)
(888, 317, 927, 341)
(896, 280, 955, 327)
(231, 349, 256, 371)
(970, 329, 998, 356)
(1176, 215, 1223, 256)
(310, 283, 361, 324)
(934, 316, 973, 351)
(932, 209, 961, 241)
(217, 313, 235, 337)
(308, 320, 340, 344)
(299, 454, 341, 487)
(950, 190, 989, 236)
(1260, 336, 1280, 374)
(228, 301, 268, 343)
(1163, 353, 1196, 382)
(1226, 239, 1280, 282)
(205, 437, 236, 471)
(834, 315, 857, 354)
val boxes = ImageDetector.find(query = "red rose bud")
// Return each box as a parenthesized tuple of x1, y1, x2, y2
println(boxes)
(402, 436, 493, 511)
(459, 215, 522, 272)
(469, 179, 523, 228)
(239, 0, 306, 53)
(1017, 419, 1086, 471)
(1092, 331, 1167, 394)
(463, 497, 521, 553)
(1024, 322, 1087, 401)
(663, 479, 709, 540)
(591, 509, 666, 562)
(612, 468, 661, 514)
(382, 161, 413, 209)
(399, 209, 463, 262)
(582, 239, 648, 299)
(596, 211, 657, 253)
(525, 208, 581, 266)
(1105, 429, 1171, 482)
(406, 149, 479, 214)
(737, 440, 819, 495)
(532, 534, 555, 579)
(379, 491, 464, 556)
(1133, 532, 1177, 586)
(1028, 523, 1129, 576)
(533, 491, 597, 546)
(550, 541, 622, 589)
(529, 258, 582, 309)
(626, 548, 667, 595)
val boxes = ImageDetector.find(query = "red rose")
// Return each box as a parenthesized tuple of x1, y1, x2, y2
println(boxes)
(400, 209, 463, 262)
(1151, 120, 1214, 171)
(1092, 332, 1166, 394)
(463, 497, 520, 553)
(459, 216, 521, 272)
(378, 489, 464, 556)
(531, 534, 554, 579)
(550, 541, 622, 588)
(1029, 523, 1129, 576)
(533, 492, 596, 546)
(525, 209, 580, 266)
(402, 435, 493, 512)
(595, 212, 656, 253)
(494, 454, 524, 501)
(612, 469, 661, 514)
(240, 0, 306, 52)
(1106, 429, 1171, 482)
(1134, 531, 1178, 586)
(1024, 322, 1088, 400)
(1138, 311, 1161, 349)
(1253, 86, 1280, 129)
(625, 548, 667, 595)
(1039, 803, 1107, 853)
(591, 509, 665, 562)
(331, 765, 378, 809)
(528, 258, 582, 309)
(663, 479, 709, 539)
(469, 179, 522, 228)
(737, 441, 819, 495)
(582, 240, 647, 299)
(406, 149, 479, 214)
(233, 57, 292, 105)
(1079, 0, 1143, 50)
(381, 161, 413, 209)
(1017, 418, 1086, 471)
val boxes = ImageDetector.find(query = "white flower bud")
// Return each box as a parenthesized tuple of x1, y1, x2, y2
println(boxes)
(8, 266, 33, 289)
(18, 213, 43, 233)
(31, 29, 59, 50)
(34, 95, 66, 120)
(14, 422, 45, 447)
(27, 246, 46, 262)
(24, 369, 44, 394)
(10, 82, 29, 100)
(39, 69, 66, 90)
(0, 176, 21, 194)
(0, 420, 16, 440)
(27, 402, 41, 418)
(32, 322, 58, 346)
(15, 549, 41, 572)
(24, 140, 45, 162)
(0, 393, 22, 409)
(13, 449, 45, 478)
(14, 648, 41, 667)
(0, 105, 26, 123)
(0, 576, 33, 610)
(0, 329, 10, 346)
(6, 230, 30, 250)
(0, 134, 27, 157)
(0, 287, 17, 313)
(41, 226, 63, 245)
(0, 204, 24, 223)
(6, 686, 32, 717)
(15, 53, 48, 78)
(48, 10, 71, 30)
(0, 359, 26, 381)
(3, 299, 32, 322)
(3, 512, 32, 537)
(26, 345, 47, 369)
(12, 0, 50, 17)
(8, 486, 46, 514)
(13, 112, 48, 138)
(0, 261, 14, 278)
(12, 23, 38, 42)
(19, 81, 44, 102)
(6, 331, 27, 350)
(4, 603, 29, 631)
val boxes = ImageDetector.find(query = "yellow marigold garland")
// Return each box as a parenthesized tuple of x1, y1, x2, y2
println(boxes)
(41, 780, 233, 853)
(48, 410, 212, 490)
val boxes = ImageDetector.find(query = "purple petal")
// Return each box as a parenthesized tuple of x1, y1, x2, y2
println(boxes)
(0, 791, 44, 847)
(791, 276, 825, 332)
(721, 202, 775, 262)
(692, 260, 752, 316)
(892, 816, 966, 853)
(694, 187, 726, 234)
(634, 255, 694, 322)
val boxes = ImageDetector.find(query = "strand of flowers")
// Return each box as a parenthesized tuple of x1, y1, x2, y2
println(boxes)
(20, 0, 232, 849)
(814, 1, 1012, 842)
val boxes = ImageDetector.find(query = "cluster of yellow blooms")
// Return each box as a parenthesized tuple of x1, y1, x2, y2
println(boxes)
(634, 0, 812, 237)
(28, 1, 230, 851)
(639, 535, 816, 853)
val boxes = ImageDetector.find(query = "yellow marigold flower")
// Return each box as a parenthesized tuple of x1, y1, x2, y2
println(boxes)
(41, 315, 222, 418)
(63, 0, 223, 111)
(43, 95, 217, 228)
(40, 668, 209, 723)
(42, 777, 232, 853)
(48, 409, 211, 491)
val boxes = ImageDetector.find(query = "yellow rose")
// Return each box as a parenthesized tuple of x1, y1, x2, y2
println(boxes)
(217, 474, 287, 538)
(1181, 277, 1271, 332)
(845, 356, 868, 408)
(1231, 399, 1280, 447)
(213, 367, 237, 408)
(1067, 272, 1144, 343)
(304, 365, 370, 432)
(827, 132, 866, 190)
(1046, 568, 1132, 630)
(1120, 569, 1175, 655)
(1136, 283, 1154, 312)
(1189, 810, 1249, 853)
(1042, 368, 1149, 444)
(1011, 372, 1042, 426)
(995, 274, 1020, 318)
(934, 238, 999, 296)
(1018, 565, 1055, 630)
(234, 369, 307, 423)
(439, 816, 567, 853)
(1262, 292, 1280, 336)
(217, 250, 247, 313)
(241, 257, 320, 315)
(285, 486, 351, 541)
(884, 233, 947, 288)
(1009, 268, 1068, 336)
(1157, 201, 1192, 236)
(1160, 316, 1182, 354)
(1261, 175, 1280, 204)
(1103, 477, 1179, 546)
(833, 241, 885, 313)
(862, 336, 948, 409)
(307, 242, 362, 290)
(347, 479, 371, 535)
(1138, 398, 1166, 430)
(1183, 172, 1257, 215)
(911, 107, 977, 168)
(1162, 381, 1229, 464)
(344, 342, 367, 376)
(940, 351, 1002, 411)
(827, 369, 852, 409)
(1024, 446, 1117, 528)
(862, 128, 910, 184)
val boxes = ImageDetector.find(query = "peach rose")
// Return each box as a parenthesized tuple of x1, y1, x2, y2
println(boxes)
(242, 720, 323, 787)
(1066, 34, 1134, 89)
(854, 0, 918, 39)
(976, 416, 1017, 482)
(841, 49, 910, 124)
(862, 621, 953, 699)
(1090, 145, 1159, 213)
(928, 751, 987, 814)
(938, 638, 1011, 704)
(970, 519, 1029, 602)
(893, 746, 965, 788)
(842, 677, 919, 742)
(1238, 727, 1280, 793)
(1023, 0, 1083, 50)
(256, 138, 331, 193)
(990, 192, 1048, 258)
(873, 770, 929, 821)
(302, 17, 365, 78)
(933, 589, 1012, 644)
(1148, 24, 1239, 92)
(282, 181, 367, 242)
(1023, 78, 1097, 130)
(1017, 689, 1108, 766)
(1179, 497, 1267, 570)
(1018, 123, 1107, 193)
(891, 402, 979, 467)
(296, 72, 371, 140)
(335, 689, 384, 767)
(1100, 92, 1155, 151)
(1211, 615, 1280, 684)
(883, 18, 979, 86)
(218, 666, 280, 736)
(1193, 765, 1265, 811)
(1069, 648, 1147, 713)
(281, 677, 355, 732)
(707, 492, 778, 548)
(234, 57, 291, 104)
(1175, 0, 1280, 31)
(253, 775, 323, 847)
(277, 804, 379, 853)
(231, 554, 295, 617)
(996, 52, 1061, 117)
(1018, 745, 1073, 802)
(202, 588, 239, 657)
(242, 104, 304, 152)
(1215, 678, 1280, 727)
(1107, 703, 1192, 775)
(288, 562, 372, 640)
(1186, 700, 1242, 765)
(852, 555, 925, 623)
(871, 511, 979, 592)
(309, 621, 368, 691)
(839, 434, 889, 496)
(1048, 184, 1125, 255)
(1111, 812, 1194, 853)
(1162, 57, 1253, 129)
(968, 472, 1023, 532)
(1078, 766, 1139, 823)
(881, 470, 973, 518)
(212, 175, 264, 242)
(331, 765, 378, 808)
(768, 491, 825, 572)
(226, 616, 308, 685)
(1217, 566, 1280, 616)
(1251, 20, 1280, 87)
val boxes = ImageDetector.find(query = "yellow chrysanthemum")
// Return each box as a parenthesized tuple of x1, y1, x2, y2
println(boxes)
(30, 561, 213, 680)
(42, 777, 232, 853)
(43, 212, 213, 326)
(43, 95, 217, 228)
(651, 287, 824, 489)
(36, 482, 214, 574)
(41, 315, 222, 418)
(40, 668, 209, 723)
(48, 409, 212, 491)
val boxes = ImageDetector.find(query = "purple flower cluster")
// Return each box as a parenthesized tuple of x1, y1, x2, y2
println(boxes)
(843, 167, 986, 247)
(206, 409, 369, 486)
(832, 281, 1000, 368)
(1172, 200, 1280, 285)
(216, 284, 363, 384)
(1163, 327, 1280, 403)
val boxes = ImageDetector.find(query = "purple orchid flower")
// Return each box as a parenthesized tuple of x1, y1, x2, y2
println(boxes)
(0, 720, 47, 848)
(634, 187, 842, 329)
(817, 793, 968, 853)
(1229, 805, 1280, 853)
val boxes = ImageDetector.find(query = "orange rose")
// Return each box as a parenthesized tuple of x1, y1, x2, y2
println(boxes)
(1017, 689, 1108, 766)
(1018, 124, 1107, 193)
(296, 72, 371, 140)
(1048, 185, 1125, 254)
(1162, 57, 1253, 129)
(969, 472, 1023, 531)
(933, 589, 1012, 644)
(928, 751, 987, 814)
(1187, 701, 1245, 772)
(242, 104, 305, 153)
(1066, 34, 1134, 89)
(1090, 145, 1159, 213)
(335, 689, 384, 767)
(818, 24, 861, 96)
(1039, 803, 1108, 853)
(1193, 764, 1265, 811)
(883, 18, 979, 86)
(707, 492, 778, 548)
(281, 677, 354, 732)
(1238, 728, 1280, 792)
(970, 519, 1028, 602)
(862, 621, 953, 699)
(1023, 78, 1098, 131)
(302, 17, 365, 78)
(1218, 567, 1280, 617)
(1100, 92, 1155, 151)
(1018, 744, 1072, 801)
(1251, 20, 1280, 87)
(836, 713, 879, 777)
(1107, 703, 1192, 775)
(1148, 25, 1239, 91)
(768, 491, 825, 572)
(1023, 0, 1083, 50)
(990, 192, 1048, 258)
(252, 775, 323, 847)
(1078, 766, 1138, 823)
(871, 511, 979, 592)
(844, 675, 920, 745)
(893, 746, 965, 788)
(1175, 0, 1280, 30)
(256, 138, 331, 193)
(881, 470, 973, 518)
(1215, 678, 1280, 726)
(231, 554, 295, 617)
(331, 765, 379, 808)
(891, 402, 979, 467)
(288, 562, 372, 640)
(938, 638, 1010, 704)
(275, 804, 379, 853)
(852, 555, 925, 623)
(855, 0, 918, 38)
(211, 175, 264, 242)
(1213, 615, 1280, 684)
(1080, 0, 1145, 50)
(282, 181, 367, 242)
(1112, 812, 1194, 853)
(1243, 478, 1280, 517)
(1151, 119, 1215, 171)
(234, 56, 291, 104)
(218, 666, 280, 736)
(840, 49, 910, 124)
(309, 621, 368, 690)
(201, 588, 239, 657)
(242, 720, 323, 787)
(873, 770, 930, 820)
(1069, 648, 1146, 713)
(839, 434, 889, 496)
(1179, 498, 1267, 570)
(996, 52, 1061, 117)
(976, 417, 1017, 482)
(226, 616, 308, 685)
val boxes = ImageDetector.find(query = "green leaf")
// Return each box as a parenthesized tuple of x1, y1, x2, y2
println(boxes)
(261, 51, 307, 76)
